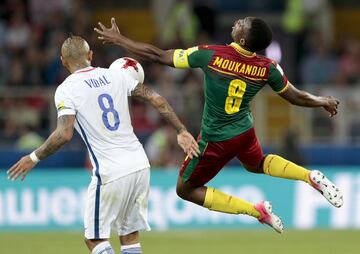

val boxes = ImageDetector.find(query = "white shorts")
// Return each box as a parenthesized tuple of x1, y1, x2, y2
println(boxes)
(84, 168, 151, 239)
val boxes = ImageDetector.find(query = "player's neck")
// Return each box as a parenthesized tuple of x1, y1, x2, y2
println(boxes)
(230, 42, 255, 56)
(69, 62, 91, 74)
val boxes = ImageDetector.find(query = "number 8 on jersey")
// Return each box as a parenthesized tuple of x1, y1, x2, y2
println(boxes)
(98, 93, 120, 131)
(225, 79, 247, 114)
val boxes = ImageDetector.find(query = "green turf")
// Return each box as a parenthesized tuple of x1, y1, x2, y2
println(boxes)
(0, 230, 359, 254)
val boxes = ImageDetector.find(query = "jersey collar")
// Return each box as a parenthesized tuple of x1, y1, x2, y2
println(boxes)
(230, 42, 256, 57)
(75, 66, 96, 73)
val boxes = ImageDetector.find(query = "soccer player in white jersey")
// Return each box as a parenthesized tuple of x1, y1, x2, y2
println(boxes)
(7, 35, 200, 254)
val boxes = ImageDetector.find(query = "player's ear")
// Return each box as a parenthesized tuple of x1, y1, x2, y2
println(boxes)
(88, 50, 93, 62)
(240, 38, 246, 46)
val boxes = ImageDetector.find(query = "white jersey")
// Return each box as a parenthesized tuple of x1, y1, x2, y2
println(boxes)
(54, 66, 150, 184)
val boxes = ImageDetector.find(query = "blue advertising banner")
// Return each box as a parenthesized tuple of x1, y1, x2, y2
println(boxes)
(0, 167, 359, 231)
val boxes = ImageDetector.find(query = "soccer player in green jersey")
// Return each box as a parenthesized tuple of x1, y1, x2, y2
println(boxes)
(95, 17, 343, 233)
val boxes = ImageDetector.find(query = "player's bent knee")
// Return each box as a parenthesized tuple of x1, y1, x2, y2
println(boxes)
(242, 158, 265, 174)
(176, 184, 190, 201)
(243, 164, 262, 174)
(176, 185, 186, 199)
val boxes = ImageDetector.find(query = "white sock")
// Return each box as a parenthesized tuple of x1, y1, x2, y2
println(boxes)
(92, 241, 115, 254)
(121, 243, 142, 254)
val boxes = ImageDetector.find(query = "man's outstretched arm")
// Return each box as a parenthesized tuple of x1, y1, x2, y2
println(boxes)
(280, 82, 340, 117)
(7, 115, 75, 181)
(131, 83, 200, 158)
(95, 17, 174, 66)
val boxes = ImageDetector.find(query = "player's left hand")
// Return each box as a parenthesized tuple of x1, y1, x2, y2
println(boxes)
(7, 155, 36, 181)
(177, 130, 200, 159)
(94, 17, 121, 44)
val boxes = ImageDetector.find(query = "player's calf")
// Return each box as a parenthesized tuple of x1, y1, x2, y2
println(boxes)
(263, 154, 311, 183)
(120, 232, 142, 254)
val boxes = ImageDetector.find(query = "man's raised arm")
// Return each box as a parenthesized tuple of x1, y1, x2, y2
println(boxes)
(279, 83, 340, 117)
(7, 115, 75, 181)
(95, 18, 174, 66)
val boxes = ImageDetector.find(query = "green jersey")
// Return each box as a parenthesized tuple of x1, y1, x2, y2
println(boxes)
(173, 43, 289, 142)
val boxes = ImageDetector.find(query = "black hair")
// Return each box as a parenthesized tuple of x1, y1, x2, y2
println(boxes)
(246, 18, 272, 52)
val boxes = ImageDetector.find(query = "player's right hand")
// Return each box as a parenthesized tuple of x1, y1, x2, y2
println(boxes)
(177, 131, 200, 159)
(94, 17, 121, 44)
(322, 96, 340, 117)
(7, 155, 36, 181)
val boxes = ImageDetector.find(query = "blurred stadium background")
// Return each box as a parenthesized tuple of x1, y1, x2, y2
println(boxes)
(0, 0, 359, 253)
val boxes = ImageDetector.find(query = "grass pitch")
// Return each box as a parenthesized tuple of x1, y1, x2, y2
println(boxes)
(0, 230, 359, 254)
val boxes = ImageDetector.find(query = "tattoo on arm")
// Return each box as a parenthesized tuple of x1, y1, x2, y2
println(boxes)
(35, 115, 75, 160)
(156, 98, 186, 133)
(131, 83, 153, 101)
(132, 84, 186, 133)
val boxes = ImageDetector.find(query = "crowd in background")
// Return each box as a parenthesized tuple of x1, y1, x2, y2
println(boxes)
(0, 0, 359, 167)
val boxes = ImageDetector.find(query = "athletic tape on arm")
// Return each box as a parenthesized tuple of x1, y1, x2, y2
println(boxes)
(173, 47, 198, 68)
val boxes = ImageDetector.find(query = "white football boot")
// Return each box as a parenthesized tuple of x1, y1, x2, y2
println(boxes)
(254, 201, 284, 233)
(309, 170, 344, 208)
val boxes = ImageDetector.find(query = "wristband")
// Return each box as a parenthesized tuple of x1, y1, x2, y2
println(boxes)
(30, 151, 40, 164)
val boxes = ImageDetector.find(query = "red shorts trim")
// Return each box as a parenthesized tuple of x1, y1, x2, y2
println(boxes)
(179, 128, 263, 187)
